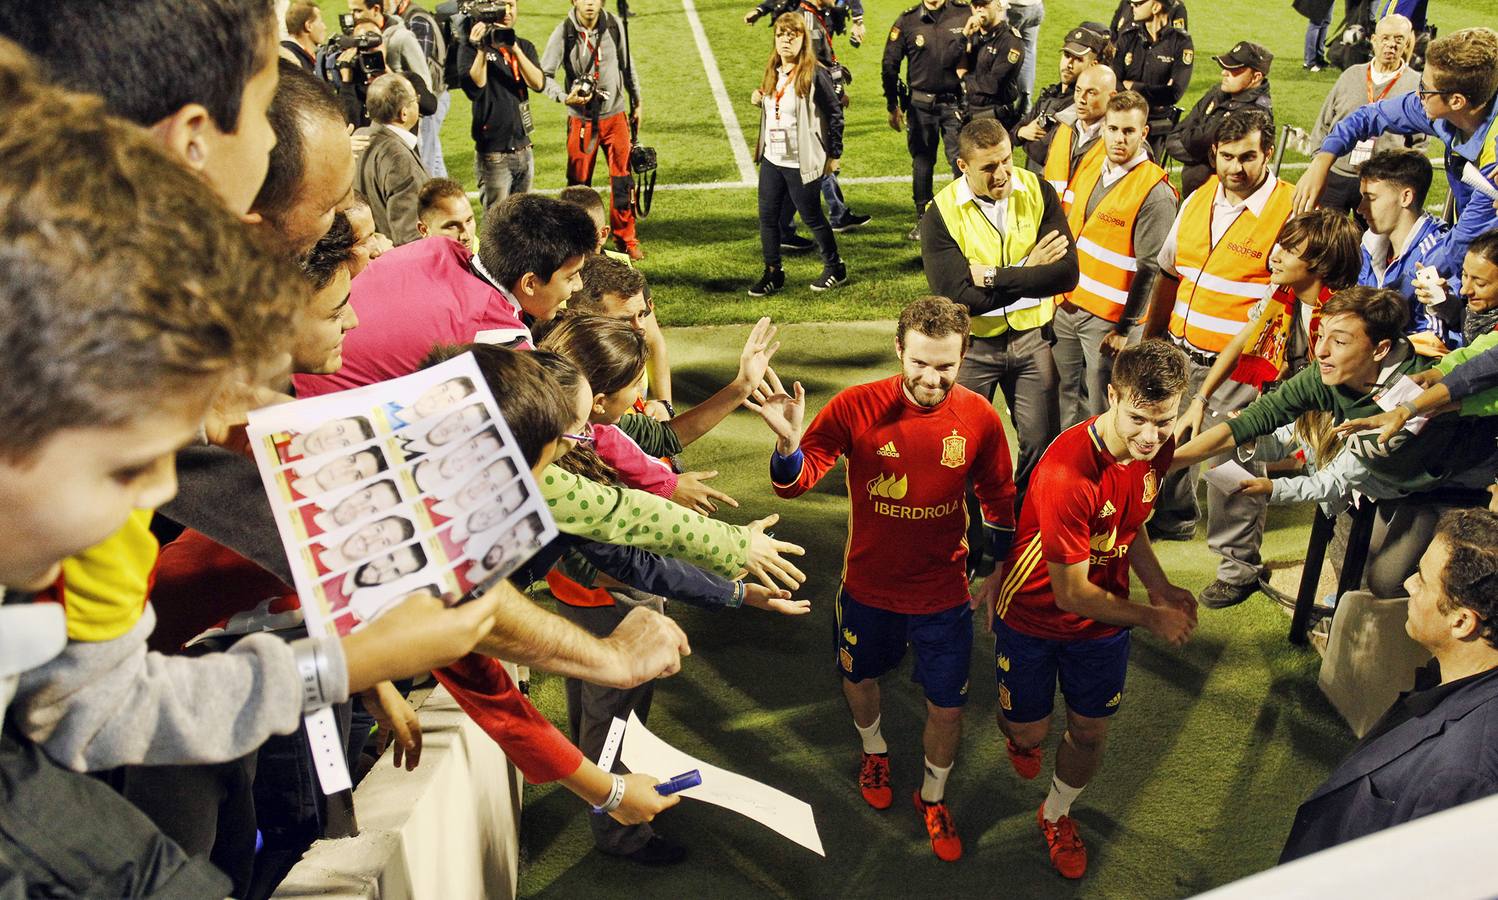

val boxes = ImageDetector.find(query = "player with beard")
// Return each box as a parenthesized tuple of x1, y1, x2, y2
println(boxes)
(749, 296, 1017, 862)
(976, 339, 1197, 879)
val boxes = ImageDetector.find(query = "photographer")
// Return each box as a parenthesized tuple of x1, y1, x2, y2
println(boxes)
(541, 0, 646, 260)
(334, 15, 437, 127)
(460, 1, 550, 210)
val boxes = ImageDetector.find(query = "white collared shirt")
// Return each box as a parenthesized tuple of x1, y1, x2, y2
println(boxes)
(384, 122, 420, 153)
(955, 176, 1008, 232)
(1157, 171, 1280, 276)
(1100, 149, 1149, 189)
(1075, 117, 1104, 150)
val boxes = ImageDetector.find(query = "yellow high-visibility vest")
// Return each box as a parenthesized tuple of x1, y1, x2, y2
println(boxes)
(932, 167, 1053, 338)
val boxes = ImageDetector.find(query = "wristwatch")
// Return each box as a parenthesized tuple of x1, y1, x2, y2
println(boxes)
(982, 267, 996, 289)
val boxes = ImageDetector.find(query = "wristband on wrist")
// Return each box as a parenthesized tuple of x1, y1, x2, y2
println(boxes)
(592, 773, 626, 813)
(1194, 392, 1208, 405)
(659, 399, 676, 417)
(1399, 399, 1419, 417)
(293, 638, 334, 712)
(731, 580, 746, 607)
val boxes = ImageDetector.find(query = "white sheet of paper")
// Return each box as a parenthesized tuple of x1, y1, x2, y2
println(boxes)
(1374, 376, 1429, 434)
(618, 711, 825, 857)
(1204, 459, 1256, 495)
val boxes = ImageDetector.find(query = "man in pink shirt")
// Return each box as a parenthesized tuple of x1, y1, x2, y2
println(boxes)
(295, 193, 597, 396)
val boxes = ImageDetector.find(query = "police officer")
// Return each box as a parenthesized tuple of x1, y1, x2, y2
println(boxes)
(884, 0, 973, 241)
(1014, 23, 1106, 173)
(961, 0, 1025, 130)
(1111, 0, 1193, 159)
(1108, 0, 1185, 40)
(1165, 40, 1273, 196)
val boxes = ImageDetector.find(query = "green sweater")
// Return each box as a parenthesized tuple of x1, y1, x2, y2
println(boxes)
(539, 466, 747, 578)
(1227, 346, 1498, 495)
(1435, 330, 1498, 416)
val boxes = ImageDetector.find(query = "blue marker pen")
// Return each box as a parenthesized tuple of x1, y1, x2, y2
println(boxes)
(655, 769, 702, 796)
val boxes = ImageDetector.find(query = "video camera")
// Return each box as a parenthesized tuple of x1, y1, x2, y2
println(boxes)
(328, 13, 387, 81)
(460, 0, 518, 50)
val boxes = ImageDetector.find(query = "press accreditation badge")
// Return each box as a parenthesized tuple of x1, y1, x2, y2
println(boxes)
(767, 127, 793, 159)
(1349, 138, 1374, 167)
(519, 100, 534, 135)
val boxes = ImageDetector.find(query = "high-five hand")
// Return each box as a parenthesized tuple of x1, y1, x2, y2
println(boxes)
(743, 366, 806, 455)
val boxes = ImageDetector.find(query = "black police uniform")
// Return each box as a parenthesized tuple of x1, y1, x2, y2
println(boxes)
(883, 0, 972, 217)
(1111, 22, 1193, 158)
(1015, 81, 1073, 173)
(1166, 81, 1273, 196)
(1108, 0, 1187, 40)
(964, 24, 1025, 129)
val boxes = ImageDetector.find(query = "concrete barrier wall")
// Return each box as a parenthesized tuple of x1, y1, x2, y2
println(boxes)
(275, 683, 523, 900)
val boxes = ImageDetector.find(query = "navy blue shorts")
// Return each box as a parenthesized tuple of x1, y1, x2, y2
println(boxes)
(994, 618, 1131, 722)
(834, 588, 971, 708)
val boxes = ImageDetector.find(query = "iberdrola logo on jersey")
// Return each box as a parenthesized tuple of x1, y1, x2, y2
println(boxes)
(867, 472, 908, 500)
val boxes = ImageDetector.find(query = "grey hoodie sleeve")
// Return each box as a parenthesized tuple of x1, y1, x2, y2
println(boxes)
(11, 604, 347, 772)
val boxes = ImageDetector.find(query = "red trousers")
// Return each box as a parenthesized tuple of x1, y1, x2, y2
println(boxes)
(566, 110, 637, 249)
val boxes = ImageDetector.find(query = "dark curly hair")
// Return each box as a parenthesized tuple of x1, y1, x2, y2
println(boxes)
(1435, 508, 1498, 649)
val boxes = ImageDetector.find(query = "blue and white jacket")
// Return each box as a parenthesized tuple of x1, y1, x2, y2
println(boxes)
(1358, 214, 1465, 345)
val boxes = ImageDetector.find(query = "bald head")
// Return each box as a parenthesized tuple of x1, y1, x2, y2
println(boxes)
(1074, 64, 1118, 125)
(1373, 14, 1416, 70)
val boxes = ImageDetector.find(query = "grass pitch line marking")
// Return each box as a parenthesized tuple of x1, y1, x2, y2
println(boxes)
(679, 0, 757, 183)
(468, 163, 1323, 199)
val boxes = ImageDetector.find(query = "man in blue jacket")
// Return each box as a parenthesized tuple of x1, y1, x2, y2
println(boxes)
(1280, 508, 1498, 862)
(1357, 150, 1468, 350)
(1296, 26, 1498, 267)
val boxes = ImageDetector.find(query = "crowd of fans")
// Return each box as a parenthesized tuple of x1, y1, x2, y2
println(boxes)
(1, 0, 1497, 896)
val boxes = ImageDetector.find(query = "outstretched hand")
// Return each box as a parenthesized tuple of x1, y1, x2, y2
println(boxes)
(745, 513, 807, 592)
(1332, 407, 1409, 445)
(736, 316, 781, 392)
(743, 366, 806, 454)
(671, 470, 739, 515)
(743, 582, 811, 615)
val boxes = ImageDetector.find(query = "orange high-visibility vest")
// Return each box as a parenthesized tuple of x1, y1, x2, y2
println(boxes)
(1061, 153, 1174, 323)
(1042, 121, 1078, 203)
(1168, 175, 1295, 354)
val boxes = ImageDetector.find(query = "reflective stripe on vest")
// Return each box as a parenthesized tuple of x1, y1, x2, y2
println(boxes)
(1168, 176, 1295, 354)
(931, 168, 1053, 338)
(1060, 153, 1171, 323)
(1043, 121, 1076, 199)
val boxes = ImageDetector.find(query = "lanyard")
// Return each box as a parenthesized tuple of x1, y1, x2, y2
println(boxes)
(578, 24, 602, 78)
(1366, 64, 1402, 104)
(496, 47, 521, 82)
(772, 69, 794, 118)
(799, 2, 838, 63)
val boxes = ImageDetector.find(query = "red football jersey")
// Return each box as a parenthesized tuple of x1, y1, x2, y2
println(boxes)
(773, 375, 1016, 614)
(997, 417, 1173, 641)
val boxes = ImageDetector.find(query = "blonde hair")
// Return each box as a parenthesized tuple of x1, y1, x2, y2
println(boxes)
(760, 12, 819, 99)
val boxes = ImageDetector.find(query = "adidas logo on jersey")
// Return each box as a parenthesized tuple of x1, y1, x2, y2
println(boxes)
(877, 441, 900, 458)
(1099, 501, 1116, 518)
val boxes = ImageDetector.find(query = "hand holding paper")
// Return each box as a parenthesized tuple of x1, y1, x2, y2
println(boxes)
(1203, 459, 1257, 496)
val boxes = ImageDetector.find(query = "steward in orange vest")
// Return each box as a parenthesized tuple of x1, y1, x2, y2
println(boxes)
(1051, 92, 1179, 426)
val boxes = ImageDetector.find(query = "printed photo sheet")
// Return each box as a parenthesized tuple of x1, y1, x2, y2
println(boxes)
(247, 353, 556, 638)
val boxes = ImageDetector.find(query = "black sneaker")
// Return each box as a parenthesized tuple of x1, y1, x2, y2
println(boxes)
(810, 263, 848, 292)
(618, 834, 687, 866)
(747, 267, 785, 297)
(831, 212, 872, 233)
(779, 234, 816, 253)
(1199, 578, 1260, 610)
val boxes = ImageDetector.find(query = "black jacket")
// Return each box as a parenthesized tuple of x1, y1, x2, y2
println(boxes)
(1111, 22, 1194, 119)
(1281, 665, 1498, 862)
(963, 24, 1024, 126)
(1166, 81, 1274, 168)
(459, 38, 540, 153)
(882, 0, 972, 105)
(1016, 81, 1074, 173)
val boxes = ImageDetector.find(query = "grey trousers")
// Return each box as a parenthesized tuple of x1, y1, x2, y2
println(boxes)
(1150, 355, 1267, 585)
(957, 326, 1060, 492)
(1052, 305, 1129, 429)
(557, 592, 664, 855)
(476, 146, 534, 214)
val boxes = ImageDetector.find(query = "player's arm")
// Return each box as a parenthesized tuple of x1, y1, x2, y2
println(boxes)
(972, 414, 1018, 561)
(1126, 528, 1197, 624)
(1050, 560, 1193, 646)
(751, 370, 848, 497)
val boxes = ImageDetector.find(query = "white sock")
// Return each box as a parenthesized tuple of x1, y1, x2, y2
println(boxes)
(1042, 776, 1084, 822)
(854, 716, 887, 755)
(919, 757, 953, 803)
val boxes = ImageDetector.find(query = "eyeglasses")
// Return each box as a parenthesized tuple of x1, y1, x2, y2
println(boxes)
(1415, 80, 1455, 100)
(562, 422, 596, 445)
